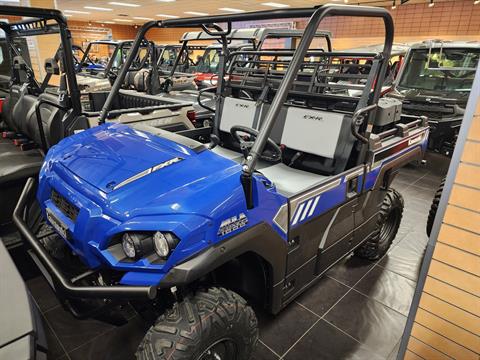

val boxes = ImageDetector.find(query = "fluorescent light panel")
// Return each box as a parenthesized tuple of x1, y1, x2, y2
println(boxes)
(133, 16, 154, 20)
(113, 18, 133, 22)
(84, 6, 112, 11)
(108, 2, 140, 7)
(219, 7, 245, 13)
(156, 14, 179, 18)
(261, 2, 289, 8)
(184, 11, 209, 16)
(64, 9, 90, 14)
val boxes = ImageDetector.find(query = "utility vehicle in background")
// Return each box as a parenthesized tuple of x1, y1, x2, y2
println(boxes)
(143, 28, 333, 127)
(337, 42, 409, 97)
(15, 4, 430, 360)
(75, 39, 152, 92)
(389, 40, 480, 156)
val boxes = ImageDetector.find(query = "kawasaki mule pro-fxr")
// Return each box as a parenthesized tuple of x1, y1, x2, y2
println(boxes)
(15, 4, 428, 359)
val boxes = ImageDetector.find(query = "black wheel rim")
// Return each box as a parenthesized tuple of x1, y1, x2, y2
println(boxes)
(379, 207, 400, 244)
(197, 338, 237, 360)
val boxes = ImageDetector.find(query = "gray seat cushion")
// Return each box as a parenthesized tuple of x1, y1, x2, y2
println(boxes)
(259, 162, 328, 197)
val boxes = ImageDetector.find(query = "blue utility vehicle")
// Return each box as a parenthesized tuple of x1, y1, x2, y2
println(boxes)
(15, 4, 429, 359)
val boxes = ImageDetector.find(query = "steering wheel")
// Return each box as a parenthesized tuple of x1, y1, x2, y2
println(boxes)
(230, 125, 282, 163)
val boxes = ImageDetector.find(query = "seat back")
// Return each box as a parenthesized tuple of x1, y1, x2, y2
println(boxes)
(2, 84, 26, 131)
(133, 69, 150, 92)
(11, 92, 65, 148)
(218, 97, 260, 134)
(279, 107, 354, 174)
(27, 93, 65, 147)
(11, 93, 37, 134)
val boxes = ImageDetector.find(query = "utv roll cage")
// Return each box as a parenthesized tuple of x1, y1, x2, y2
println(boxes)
(173, 27, 332, 78)
(0, 6, 82, 120)
(99, 4, 393, 206)
(78, 39, 152, 78)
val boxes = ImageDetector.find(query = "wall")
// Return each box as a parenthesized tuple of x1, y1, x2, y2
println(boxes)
(399, 67, 480, 360)
(244, 0, 480, 49)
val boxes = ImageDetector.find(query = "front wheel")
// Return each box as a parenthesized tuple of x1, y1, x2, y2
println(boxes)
(355, 188, 404, 260)
(136, 287, 258, 360)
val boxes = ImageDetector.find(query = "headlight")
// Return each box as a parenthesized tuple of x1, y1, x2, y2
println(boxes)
(122, 232, 153, 259)
(153, 231, 178, 258)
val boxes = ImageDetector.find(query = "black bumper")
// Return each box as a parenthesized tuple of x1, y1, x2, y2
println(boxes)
(13, 178, 157, 301)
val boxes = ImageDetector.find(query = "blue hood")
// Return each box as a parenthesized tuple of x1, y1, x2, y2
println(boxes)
(51, 123, 243, 219)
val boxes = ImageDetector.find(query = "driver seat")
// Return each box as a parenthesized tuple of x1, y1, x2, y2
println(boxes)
(211, 96, 263, 161)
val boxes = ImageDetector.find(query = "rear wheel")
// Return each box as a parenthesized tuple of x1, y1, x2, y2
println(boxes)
(355, 188, 404, 260)
(426, 178, 445, 237)
(136, 287, 258, 360)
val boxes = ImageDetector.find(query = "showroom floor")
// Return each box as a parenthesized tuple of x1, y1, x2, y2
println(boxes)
(11, 153, 449, 360)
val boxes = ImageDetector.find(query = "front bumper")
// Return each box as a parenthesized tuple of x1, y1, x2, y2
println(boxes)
(13, 178, 157, 301)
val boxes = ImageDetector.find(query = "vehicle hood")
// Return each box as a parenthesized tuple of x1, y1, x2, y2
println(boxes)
(52, 123, 239, 205)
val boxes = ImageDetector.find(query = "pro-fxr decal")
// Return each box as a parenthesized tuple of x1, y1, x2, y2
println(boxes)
(291, 195, 321, 226)
(218, 213, 248, 236)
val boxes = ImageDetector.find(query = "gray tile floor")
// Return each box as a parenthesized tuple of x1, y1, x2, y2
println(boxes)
(17, 153, 449, 360)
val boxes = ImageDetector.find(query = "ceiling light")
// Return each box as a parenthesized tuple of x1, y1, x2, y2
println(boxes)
(184, 11, 209, 16)
(261, 2, 289, 7)
(133, 16, 154, 20)
(429, 0, 435, 7)
(344, 0, 348, 3)
(84, 6, 112, 11)
(474, 0, 479, 4)
(391, 0, 396, 9)
(98, 21, 116, 24)
(64, 9, 90, 14)
(158, 0, 176, 2)
(113, 18, 133, 22)
(219, 7, 245, 13)
(64, 14, 72, 17)
(108, 2, 140, 7)
(156, 13, 179, 18)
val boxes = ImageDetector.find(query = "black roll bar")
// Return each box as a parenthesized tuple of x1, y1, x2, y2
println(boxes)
(13, 178, 157, 301)
(241, 4, 394, 177)
(0, 5, 82, 119)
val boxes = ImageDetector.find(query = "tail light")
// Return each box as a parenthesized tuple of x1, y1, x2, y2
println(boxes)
(187, 110, 196, 124)
(0, 98, 4, 114)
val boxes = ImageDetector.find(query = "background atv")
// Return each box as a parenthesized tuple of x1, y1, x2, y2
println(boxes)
(389, 40, 479, 156)
(15, 5, 429, 360)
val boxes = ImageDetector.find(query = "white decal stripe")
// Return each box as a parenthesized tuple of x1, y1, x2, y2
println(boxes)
(291, 202, 305, 225)
(300, 199, 313, 221)
(308, 196, 320, 217)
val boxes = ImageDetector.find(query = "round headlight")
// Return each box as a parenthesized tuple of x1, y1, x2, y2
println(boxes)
(122, 234, 136, 259)
(153, 231, 170, 257)
(121, 232, 153, 259)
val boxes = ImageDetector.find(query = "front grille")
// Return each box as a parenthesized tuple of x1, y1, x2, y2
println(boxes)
(51, 189, 79, 221)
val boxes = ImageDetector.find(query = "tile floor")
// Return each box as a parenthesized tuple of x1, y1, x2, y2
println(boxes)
(12, 153, 449, 360)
